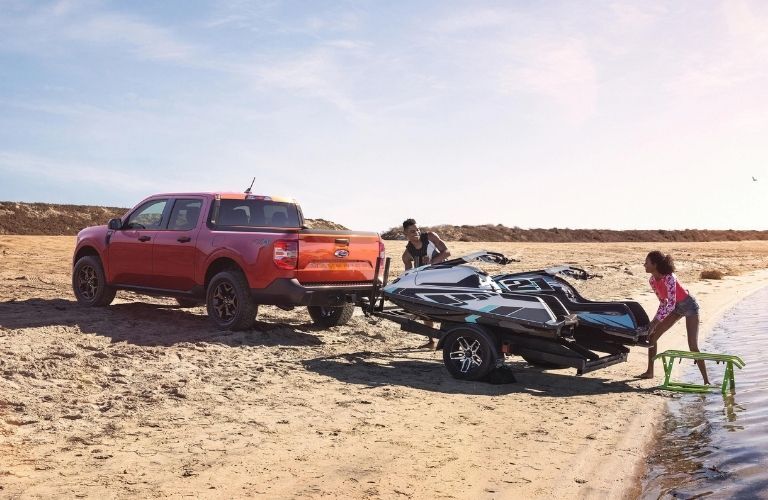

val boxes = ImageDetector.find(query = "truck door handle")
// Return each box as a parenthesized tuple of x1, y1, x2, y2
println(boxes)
(177, 236, 191, 243)
(138, 235, 151, 242)
(335, 238, 349, 245)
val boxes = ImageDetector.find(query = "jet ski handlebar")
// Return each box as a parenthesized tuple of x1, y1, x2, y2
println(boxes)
(543, 265, 600, 280)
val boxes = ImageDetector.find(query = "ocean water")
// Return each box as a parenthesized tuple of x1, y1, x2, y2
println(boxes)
(640, 286, 768, 498)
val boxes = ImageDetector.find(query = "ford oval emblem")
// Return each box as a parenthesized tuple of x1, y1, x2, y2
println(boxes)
(334, 249, 349, 258)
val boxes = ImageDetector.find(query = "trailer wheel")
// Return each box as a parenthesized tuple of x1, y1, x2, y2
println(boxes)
(206, 270, 258, 330)
(520, 354, 568, 369)
(307, 304, 355, 328)
(442, 325, 498, 381)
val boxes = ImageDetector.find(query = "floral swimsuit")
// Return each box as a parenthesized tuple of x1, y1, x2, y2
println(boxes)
(649, 274, 689, 322)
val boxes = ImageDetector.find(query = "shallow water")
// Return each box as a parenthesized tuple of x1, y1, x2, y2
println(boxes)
(640, 286, 768, 499)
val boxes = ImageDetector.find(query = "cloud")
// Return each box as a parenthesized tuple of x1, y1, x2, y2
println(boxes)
(0, 151, 157, 193)
(1, 2, 378, 118)
(63, 13, 196, 61)
(431, 7, 516, 33)
(0, 2, 196, 62)
(500, 37, 598, 123)
(608, 2, 667, 30)
(664, 0, 768, 100)
(205, 2, 361, 35)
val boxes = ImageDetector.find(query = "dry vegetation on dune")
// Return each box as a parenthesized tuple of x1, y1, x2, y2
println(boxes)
(0, 202, 127, 236)
(5, 201, 767, 242)
(381, 224, 768, 243)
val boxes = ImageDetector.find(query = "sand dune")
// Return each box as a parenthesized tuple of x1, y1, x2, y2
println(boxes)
(2, 237, 768, 498)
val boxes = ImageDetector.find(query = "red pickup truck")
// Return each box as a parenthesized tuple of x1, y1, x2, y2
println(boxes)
(72, 192, 384, 330)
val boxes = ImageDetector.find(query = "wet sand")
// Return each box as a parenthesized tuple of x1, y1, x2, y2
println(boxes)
(2, 237, 768, 498)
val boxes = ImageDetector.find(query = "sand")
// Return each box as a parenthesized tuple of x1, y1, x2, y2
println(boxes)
(2, 237, 768, 499)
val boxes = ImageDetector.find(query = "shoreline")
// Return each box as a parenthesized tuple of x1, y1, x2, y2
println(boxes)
(598, 268, 768, 499)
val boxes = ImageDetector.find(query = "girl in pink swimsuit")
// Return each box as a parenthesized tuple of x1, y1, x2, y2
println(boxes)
(639, 251, 710, 384)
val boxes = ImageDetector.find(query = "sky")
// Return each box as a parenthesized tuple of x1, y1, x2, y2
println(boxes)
(1, 0, 767, 233)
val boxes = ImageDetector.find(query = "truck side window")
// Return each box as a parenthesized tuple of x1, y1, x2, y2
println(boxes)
(126, 199, 167, 229)
(168, 199, 202, 231)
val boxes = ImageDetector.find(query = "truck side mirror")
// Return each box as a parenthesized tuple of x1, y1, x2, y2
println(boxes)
(108, 218, 123, 230)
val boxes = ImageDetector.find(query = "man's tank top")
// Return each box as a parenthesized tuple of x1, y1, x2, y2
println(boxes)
(406, 233, 438, 264)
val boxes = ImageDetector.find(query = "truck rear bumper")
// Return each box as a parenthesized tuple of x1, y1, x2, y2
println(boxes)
(250, 278, 374, 307)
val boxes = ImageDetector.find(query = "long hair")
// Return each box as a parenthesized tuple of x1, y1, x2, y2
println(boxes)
(647, 250, 675, 275)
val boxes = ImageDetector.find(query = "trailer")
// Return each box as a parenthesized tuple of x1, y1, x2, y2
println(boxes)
(360, 252, 650, 381)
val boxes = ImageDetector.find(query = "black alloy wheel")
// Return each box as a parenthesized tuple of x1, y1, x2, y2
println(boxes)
(441, 325, 499, 381)
(72, 255, 116, 306)
(206, 270, 258, 330)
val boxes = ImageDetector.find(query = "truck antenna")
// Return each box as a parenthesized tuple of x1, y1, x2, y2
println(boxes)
(244, 177, 255, 194)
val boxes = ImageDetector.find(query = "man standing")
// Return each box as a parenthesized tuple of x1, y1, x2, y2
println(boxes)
(401, 218, 451, 348)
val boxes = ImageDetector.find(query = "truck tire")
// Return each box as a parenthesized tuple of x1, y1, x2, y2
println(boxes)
(206, 270, 258, 330)
(442, 325, 499, 381)
(72, 255, 116, 306)
(307, 304, 355, 328)
(175, 297, 203, 308)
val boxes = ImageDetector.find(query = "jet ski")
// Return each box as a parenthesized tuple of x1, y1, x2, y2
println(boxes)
(382, 252, 577, 339)
(371, 251, 649, 380)
(493, 265, 650, 341)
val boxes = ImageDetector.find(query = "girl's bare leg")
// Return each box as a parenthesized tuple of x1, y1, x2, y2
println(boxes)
(686, 314, 710, 384)
(639, 314, 680, 378)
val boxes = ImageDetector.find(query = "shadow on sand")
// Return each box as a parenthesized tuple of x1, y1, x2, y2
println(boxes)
(303, 349, 650, 397)
(2, 298, 651, 396)
(0, 297, 324, 347)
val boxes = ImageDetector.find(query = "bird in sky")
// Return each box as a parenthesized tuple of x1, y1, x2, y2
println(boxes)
(753, 176, 758, 181)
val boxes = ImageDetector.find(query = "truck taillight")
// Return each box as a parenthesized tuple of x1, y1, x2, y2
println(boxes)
(273, 240, 298, 270)
(378, 240, 386, 260)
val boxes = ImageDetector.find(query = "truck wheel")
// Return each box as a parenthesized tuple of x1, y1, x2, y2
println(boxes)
(206, 270, 258, 330)
(175, 297, 203, 308)
(442, 325, 498, 381)
(307, 304, 355, 328)
(72, 255, 116, 306)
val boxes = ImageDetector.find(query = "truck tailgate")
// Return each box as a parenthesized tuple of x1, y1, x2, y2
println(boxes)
(296, 231, 382, 284)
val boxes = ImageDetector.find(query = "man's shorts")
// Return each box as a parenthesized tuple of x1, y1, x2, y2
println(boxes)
(673, 294, 700, 317)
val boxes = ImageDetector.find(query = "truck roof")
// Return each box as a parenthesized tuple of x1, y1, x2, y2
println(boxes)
(147, 192, 297, 203)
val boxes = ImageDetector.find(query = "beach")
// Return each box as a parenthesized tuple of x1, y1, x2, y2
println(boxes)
(2, 237, 768, 499)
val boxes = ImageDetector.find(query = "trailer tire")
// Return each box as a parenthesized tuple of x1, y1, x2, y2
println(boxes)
(442, 325, 498, 381)
(307, 303, 355, 328)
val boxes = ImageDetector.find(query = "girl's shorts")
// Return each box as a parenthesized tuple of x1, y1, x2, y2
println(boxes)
(674, 295, 700, 317)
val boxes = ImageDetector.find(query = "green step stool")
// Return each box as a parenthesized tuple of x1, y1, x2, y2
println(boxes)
(654, 350, 745, 394)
